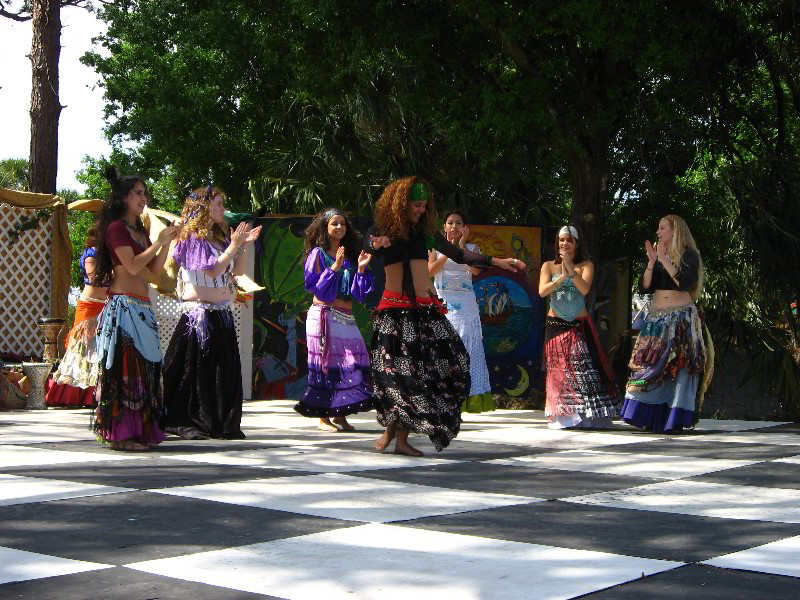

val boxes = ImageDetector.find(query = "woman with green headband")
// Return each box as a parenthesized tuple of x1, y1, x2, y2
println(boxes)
(365, 176, 525, 455)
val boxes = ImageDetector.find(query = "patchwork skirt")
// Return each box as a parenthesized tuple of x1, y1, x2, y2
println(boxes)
(294, 304, 374, 418)
(439, 289, 494, 413)
(93, 293, 165, 445)
(621, 303, 707, 433)
(162, 301, 244, 439)
(544, 316, 620, 428)
(371, 293, 471, 451)
(46, 297, 105, 407)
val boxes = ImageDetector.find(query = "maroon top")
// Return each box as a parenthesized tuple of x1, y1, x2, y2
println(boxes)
(106, 220, 152, 267)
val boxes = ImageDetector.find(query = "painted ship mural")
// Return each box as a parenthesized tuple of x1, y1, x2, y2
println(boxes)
(480, 282, 514, 325)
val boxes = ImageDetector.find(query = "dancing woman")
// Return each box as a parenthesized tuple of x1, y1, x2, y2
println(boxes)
(366, 177, 525, 455)
(294, 208, 375, 431)
(621, 215, 706, 433)
(92, 168, 180, 451)
(46, 224, 108, 407)
(161, 185, 260, 440)
(539, 226, 620, 429)
(428, 211, 494, 413)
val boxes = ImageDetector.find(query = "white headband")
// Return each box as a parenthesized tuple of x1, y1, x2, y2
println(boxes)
(559, 226, 579, 239)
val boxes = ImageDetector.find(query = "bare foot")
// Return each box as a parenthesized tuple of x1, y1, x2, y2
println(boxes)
(331, 417, 355, 431)
(374, 422, 397, 452)
(110, 439, 149, 452)
(394, 440, 424, 457)
(318, 418, 340, 432)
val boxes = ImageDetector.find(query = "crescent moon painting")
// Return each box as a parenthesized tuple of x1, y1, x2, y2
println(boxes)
(504, 365, 530, 397)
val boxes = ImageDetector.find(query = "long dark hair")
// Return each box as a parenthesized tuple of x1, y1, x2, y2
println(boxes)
(553, 224, 587, 265)
(303, 208, 362, 264)
(92, 167, 149, 286)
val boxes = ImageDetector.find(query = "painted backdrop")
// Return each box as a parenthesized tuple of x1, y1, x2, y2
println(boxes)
(251, 216, 543, 400)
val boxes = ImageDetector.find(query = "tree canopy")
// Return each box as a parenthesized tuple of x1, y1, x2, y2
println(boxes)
(81, 0, 800, 412)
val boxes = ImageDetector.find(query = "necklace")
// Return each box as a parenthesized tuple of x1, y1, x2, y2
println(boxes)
(122, 219, 147, 246)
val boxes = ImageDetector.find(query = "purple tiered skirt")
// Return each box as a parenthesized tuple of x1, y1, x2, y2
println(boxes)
(294, 305, 374, 417)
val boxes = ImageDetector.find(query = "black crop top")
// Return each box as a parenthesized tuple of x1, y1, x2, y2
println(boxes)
(365, 226, 492, 301)
(639, 249, 700, 293)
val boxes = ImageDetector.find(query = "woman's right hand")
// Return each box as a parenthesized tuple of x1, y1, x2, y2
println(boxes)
(645, 240, 657, 266)
(332, 246, 346, 271)
(230, 222, 250, 250)
(369, 235, 391, 250)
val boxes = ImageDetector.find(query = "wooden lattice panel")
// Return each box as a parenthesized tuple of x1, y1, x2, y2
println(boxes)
(0, 204, 52, 359)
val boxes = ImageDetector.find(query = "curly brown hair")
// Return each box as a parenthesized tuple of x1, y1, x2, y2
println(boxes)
(374, 176, 437, 240)
(178, 186, 229, 245)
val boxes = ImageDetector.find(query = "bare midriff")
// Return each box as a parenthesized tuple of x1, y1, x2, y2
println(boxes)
(547, 307, 589, 319)
(651, 289, 693, 309)
(312, 297, 353, 310)
(181, 281, 235, 304)
(109, 265, 151, 298)
(384, 260, 436, 298)
(80, 285, 108, 302)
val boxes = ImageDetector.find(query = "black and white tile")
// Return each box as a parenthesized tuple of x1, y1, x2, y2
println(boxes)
(0, 403, 796, 599)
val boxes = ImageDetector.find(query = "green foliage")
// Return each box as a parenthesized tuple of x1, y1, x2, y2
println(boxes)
(83, 0, 800, 416)
(258, 220, 309, 316)
(66, 208, 95, 288)
(0, 158, 29, 190)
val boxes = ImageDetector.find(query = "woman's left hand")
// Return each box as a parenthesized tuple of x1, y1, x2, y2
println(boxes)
(496, 257, 526, 272)
(357, 250, 372, 271)
(244, 225, 261, 243)
(458, 226, 470, 249)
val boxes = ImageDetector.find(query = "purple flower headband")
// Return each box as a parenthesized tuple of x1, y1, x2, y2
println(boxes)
(186, 181, 214, 220)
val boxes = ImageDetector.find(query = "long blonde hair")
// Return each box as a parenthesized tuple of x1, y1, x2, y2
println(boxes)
(178, 185, 229, 246)
(662, 214, 704, 299)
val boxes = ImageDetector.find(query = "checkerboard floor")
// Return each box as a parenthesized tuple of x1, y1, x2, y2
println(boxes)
(1, 402, 799, 599)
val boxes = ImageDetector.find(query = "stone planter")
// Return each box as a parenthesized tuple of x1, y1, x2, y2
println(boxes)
(21, 362, 52, 410)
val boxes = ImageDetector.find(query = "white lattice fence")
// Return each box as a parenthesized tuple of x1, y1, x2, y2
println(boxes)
(151, 292, 245, 355)
(0, 204, 52, 359)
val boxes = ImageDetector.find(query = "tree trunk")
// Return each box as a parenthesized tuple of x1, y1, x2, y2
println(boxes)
(28, 0, 61, 194)
(569, 156, 608, 265)
(568, 138, 610, 312)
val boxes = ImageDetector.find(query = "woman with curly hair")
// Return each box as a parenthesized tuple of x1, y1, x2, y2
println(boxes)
(621, 214, 708, 433)
(428, 211, 494, 413)
(46, 222, 108, 408)
(93, 168, 180, 451)
(365, 176, 525, 455)
(294, 208, 375, 431)
(161, 184, 260, 440)
(539, 225, 620, 429)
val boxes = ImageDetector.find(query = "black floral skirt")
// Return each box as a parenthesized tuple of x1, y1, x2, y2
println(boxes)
(161, 302, 244, 439)
(371, 305, 471, 451)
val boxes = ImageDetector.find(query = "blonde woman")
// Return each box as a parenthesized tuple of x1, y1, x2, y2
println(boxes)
(161, 185, 260, 440)
(622, 215, 707, 433)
